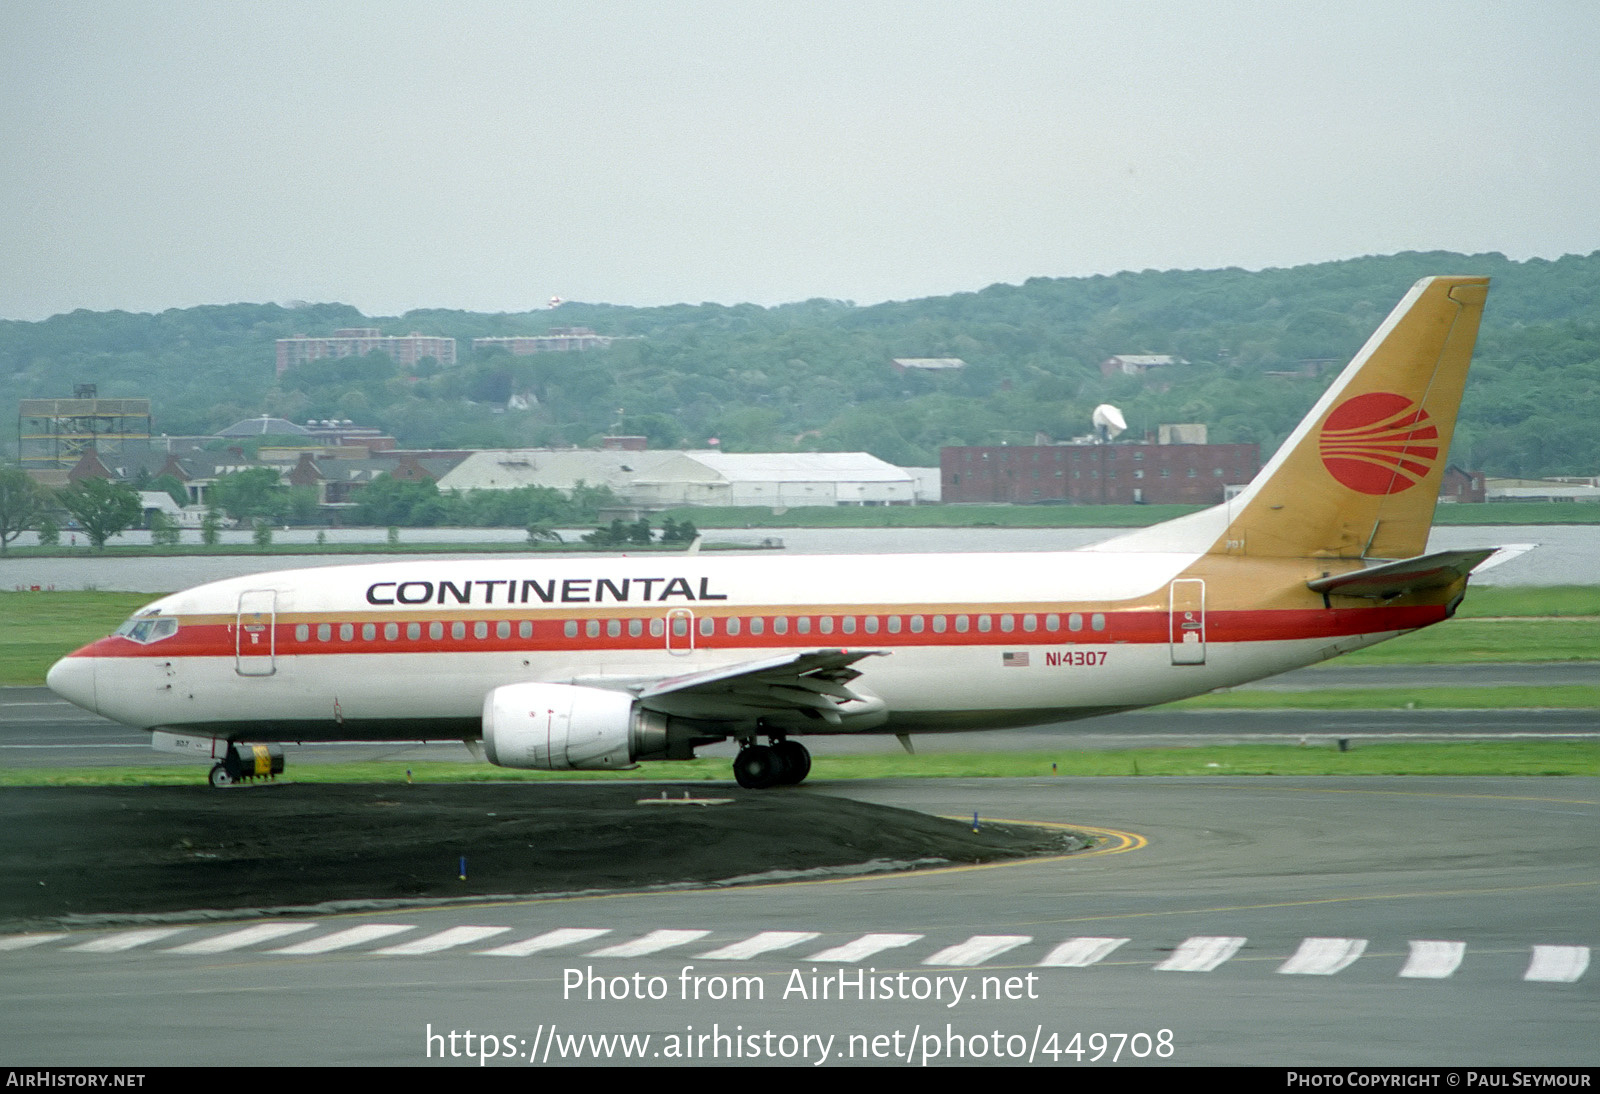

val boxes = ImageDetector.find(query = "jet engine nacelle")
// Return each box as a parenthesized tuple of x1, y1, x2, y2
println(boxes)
(481, 682, 670, 770)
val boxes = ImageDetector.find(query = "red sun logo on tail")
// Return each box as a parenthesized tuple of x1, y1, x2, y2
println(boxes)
(1318, 392, 1439, 495)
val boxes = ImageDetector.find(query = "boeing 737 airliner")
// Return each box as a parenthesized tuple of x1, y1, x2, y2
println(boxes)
(48, 277, 1502, 788)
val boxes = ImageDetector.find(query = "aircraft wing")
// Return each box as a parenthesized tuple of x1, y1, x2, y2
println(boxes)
(575, 649, 889, 725)
(1306, 548, 1499, 599)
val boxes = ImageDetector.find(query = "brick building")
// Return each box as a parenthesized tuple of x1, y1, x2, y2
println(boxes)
(941, 441, 1259, 505)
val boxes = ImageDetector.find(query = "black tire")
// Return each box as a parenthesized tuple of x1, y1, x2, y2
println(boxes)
(773, 740, 811, 785)
(733, 745, 778, 789)
(208, 763, 235, 788)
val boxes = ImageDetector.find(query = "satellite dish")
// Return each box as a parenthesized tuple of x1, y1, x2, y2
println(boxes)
(1092, 404, 1127, 443)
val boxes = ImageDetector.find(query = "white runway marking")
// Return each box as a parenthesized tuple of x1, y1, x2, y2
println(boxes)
(1523, 945, 1590, 983)
(166, 923, 317, 954)
(808, 933, 924, 962)
(1277, 937, 1368, 975)
(373, 926, 511, 955)
(0, 933, 68, 951)
(273, 924, 416, 955)
(1399, 940, 1466, 979)
(587, 929, 711, 957)
(477, 928, 612, 957)
(697, 931, 820, 960)
(1038, 937, 1131, 968)
(67, 928, 189, 953)
(922, 935, 1032, 966)
(1154, 936, 1246, 972)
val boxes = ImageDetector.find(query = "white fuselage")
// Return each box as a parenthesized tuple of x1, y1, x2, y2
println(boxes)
(48, 547, 1422, 742)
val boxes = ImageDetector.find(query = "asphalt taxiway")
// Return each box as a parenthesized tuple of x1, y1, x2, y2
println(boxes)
(2, 665, 1595, 1066)
(1, 775, 1594, 1066)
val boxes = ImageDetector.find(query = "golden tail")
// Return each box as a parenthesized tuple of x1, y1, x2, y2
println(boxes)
(1211, 276, 1489, 560)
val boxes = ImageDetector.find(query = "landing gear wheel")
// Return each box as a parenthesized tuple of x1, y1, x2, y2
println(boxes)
(208, 763, 235, 788)
(772, 741, 811, 785)
(733, 744, 779, 789)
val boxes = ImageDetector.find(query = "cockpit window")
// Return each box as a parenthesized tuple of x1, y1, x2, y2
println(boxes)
(114, 616, 179, 644)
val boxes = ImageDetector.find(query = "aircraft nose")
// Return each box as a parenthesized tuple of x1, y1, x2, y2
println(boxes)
(46, 655, 99, 715)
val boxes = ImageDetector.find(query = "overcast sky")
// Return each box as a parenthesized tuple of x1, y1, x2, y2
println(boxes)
(3, 1, 1598, 321)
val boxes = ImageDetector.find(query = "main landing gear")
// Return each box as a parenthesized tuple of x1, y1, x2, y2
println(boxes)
(732, 737, 812, 789)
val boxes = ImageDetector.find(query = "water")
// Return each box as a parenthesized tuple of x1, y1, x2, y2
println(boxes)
(1, 524, 1590, 594)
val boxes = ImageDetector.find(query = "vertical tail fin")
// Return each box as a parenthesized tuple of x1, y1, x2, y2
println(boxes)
(1085, 276, 1489, 561)
(1218, 276, 1488, 559)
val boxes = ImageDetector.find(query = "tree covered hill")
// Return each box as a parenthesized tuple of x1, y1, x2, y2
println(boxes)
(4, 251, 1598, 478)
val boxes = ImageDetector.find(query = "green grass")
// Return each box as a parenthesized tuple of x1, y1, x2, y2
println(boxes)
(1, 591, 151, 685)
(1455, 586, 1600, 618)
(2, 741, 1594, 786)
(1338, 619, 1600, 664)
(1174, 686, 1600, 710)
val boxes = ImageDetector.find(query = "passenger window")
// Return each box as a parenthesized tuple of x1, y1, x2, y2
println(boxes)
(955, 615, 970, 633)
(978, 615, 992, 633)
(671, 617, 687, 637)
(564, 621, 578, 638)
(750, 618, 765, 636)
(819, 617, 834, 635)
(611, 619, 627, 638)
(796, 617, 811, 635)
(1001, 615, 1015, 632)
(1091, 613, 1107, 632)
(452, 621, 466, 639)
(1023, 614, 1037, 632)
(773, 617, 788, 636)
(887, 616, 902, 634)
(698, 617, 713, 637)
(1068, 613, 1083, 632)
(587, 620, 602, 638)
(384, 623, 398, 641)
(910, 616, 925, 634)
(650, 619, 664, 637)
(863, 617, 878, 635)
(727, 617, 741, 636)
(628, 619, 642, 638)
(295, 624, 309, 642)
(520, 621, 533, 639)
(932, 616, 947, 633)
(498, 621, 511, 639)
(317, 623, 332, 642)
(429, 622, 443, 640)
(474, 621, 488, 639)
(359, 623, 372, 641)
(1046, 614, 1061, 632)
(841, 617, 856, 635)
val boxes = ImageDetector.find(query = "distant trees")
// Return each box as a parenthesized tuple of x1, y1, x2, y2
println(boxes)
(4, 253, 1600, 478)
(59, 479, 141, 550)
(0, 468, 49, 554)
(350, 475, 619, 528)
(209, 468, 286, 524)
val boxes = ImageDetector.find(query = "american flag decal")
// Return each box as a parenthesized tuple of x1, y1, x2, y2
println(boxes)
(1002, 652, 1029, 667)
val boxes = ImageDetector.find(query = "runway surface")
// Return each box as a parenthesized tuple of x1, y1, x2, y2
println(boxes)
(1, 775, 1594, 1066)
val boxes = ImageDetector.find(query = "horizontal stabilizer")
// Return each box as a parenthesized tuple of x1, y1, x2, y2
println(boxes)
(1306, 548, 1498, 599)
